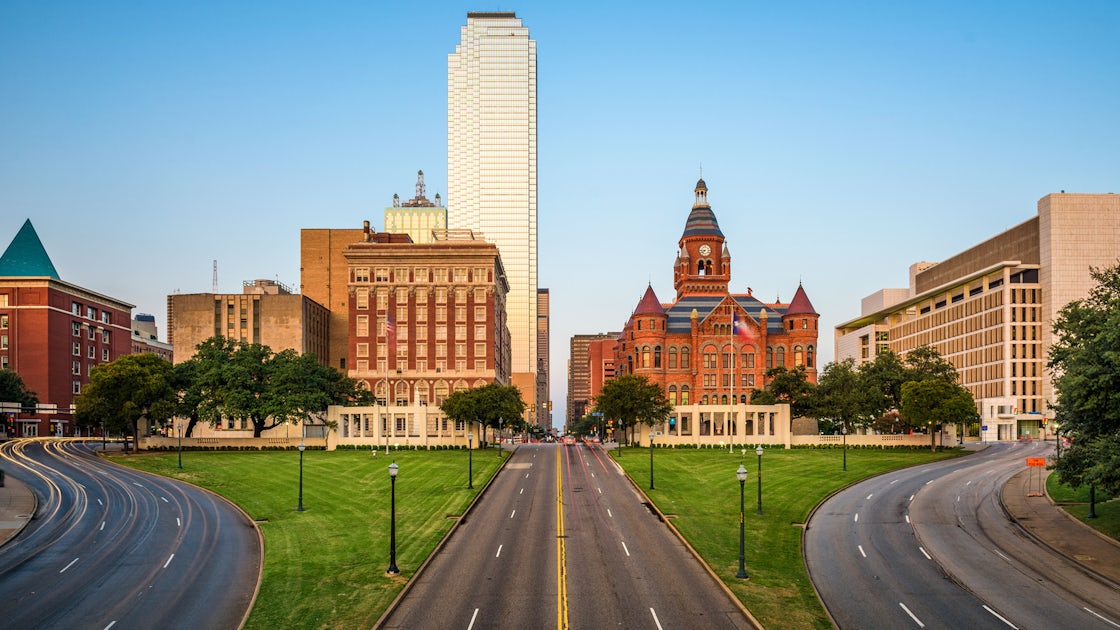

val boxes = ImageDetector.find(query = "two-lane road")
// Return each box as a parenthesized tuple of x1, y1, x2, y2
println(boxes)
(381, 442, 753, 629)
(0, 439, 260, 629)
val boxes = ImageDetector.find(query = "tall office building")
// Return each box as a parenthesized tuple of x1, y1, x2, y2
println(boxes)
(448, 12, 539, 422)
(385, 170, 447, 245)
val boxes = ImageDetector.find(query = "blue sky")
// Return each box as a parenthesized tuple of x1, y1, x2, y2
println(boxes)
(2, 1, 1118, 425)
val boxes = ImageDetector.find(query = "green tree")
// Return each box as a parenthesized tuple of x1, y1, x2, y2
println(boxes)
(858, 350, 907, 416)
(904, 345, 959, 384)
(593, 374, 672, 445)
(0, 369, 38, 408)
(813, 359, 876, 433)
(1048, 264, 1120, 494)
(900, 379, 978, 451)
(74, 354, 177, 452)
(749, 366, 815, 418)
(440, 382, 525, 445)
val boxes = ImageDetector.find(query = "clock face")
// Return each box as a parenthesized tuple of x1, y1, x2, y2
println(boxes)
(698, 244, 711, 256)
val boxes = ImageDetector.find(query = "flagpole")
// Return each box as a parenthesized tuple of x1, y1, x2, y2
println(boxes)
(384, 309, 390, 455)
(730, 307, 735, 453)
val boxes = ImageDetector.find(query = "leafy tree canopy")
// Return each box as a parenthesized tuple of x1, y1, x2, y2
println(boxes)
(593, 374, 673, 434)
(1048, 263, 1120, 493)
(812, 358, 877, 432)
(749, 366, 815, 418)
(440, 382, 526, 442)
(75, 354, 177, 451)
(0, 369, 38, 408)
(900, 379, 978, 451)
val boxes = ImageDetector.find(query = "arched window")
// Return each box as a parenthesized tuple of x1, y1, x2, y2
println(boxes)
(454, 379, 469, 392)
(740, 394, 747, 404)
(394, 381, 409, 405)
(807, 345, 815, 368)
(434, 381, 449, 405)
(697, 261, 706, 275)
(680, 346, 691, 369)
(721, 395, 728, 405)
(701, 395, 708, 405)
(794, 345, 804, 367)
(375, 380, 389, 405)
(416, 381, 430, 405)
(627, 356, 634, 373)
(642, 346, 651, 368)
(668, 346, 678, 369)
(668, 386, 677, 406)
(766, 346, 773, 368)
(681, 386, 690, 405)
(776, 346, 786, 367)
(654, 345, 662, 368)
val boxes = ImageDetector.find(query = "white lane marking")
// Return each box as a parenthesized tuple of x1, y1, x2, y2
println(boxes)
(495, 545, 503, 558)
(161, 496, 169, 503)
(97, 498, 103, 506)
(993, 548, 1010, 561)
(163, 554, 174, 569)
(591, 472, 595, 477)
(899, 602, 925, 627)
(467, 608, 479, 630)
(520, 488, 524, 495)
(100, 521, 106, 531)
(597, 487, 602, 494)
(60, 558, 79, 573)
(650, 608, 664, 630)
(957, 495, 961, 502)
(858, 545, 867, 558)
(919, 547, 932, 560)
(854, 513, 859, 523)
(104, 623, 117, 630)
(866, 493, 874, 500)
(176, 517, 181, 527)
(132, 482, 143, 487)
(1084, 607, 1120, 629)
(890, 479, 899, 484)
(925, 480, 934, 485)
(607, 509, 613, 518)
(984, 605, 1018, 628)
(905, 514, 911, 524)
(622, 541, 631, 556)
(510, 510, 516, 519)
(909, 494, 915, 502)
(966, 480, 973, 486)
(525, 473, 530, 478)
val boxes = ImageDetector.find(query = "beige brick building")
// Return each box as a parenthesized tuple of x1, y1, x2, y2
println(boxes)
(836, 193, 1120, 441)
(167, 279, 329, 364)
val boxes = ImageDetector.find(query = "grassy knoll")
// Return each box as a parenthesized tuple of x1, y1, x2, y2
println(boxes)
(612, 445, 961, 629)
(111, 447, 502, 630)
(1046, 474, 1120, 540)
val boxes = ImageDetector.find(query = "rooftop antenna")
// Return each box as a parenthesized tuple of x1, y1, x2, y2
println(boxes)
(212, 260, 218, 293)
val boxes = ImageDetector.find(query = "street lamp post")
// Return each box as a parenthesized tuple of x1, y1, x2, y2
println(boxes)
(649, 431, 656, 490)
(387, 462, 400, 575)
(736, 464, 749, 579)
(1089, 483, 1098, 519)
(842, 424, 848, 472)
(497, 417, 503, 458)
(755, 445, 764, 515)
(467, 431, 474, 489)
(297, 441, 306, 512)
(177, 423, 183, 470)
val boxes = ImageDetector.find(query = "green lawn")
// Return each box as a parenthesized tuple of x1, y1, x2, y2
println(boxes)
(112, 444, 959, 629)
(110, 447, 502, 630)
(612, 445, 962, 629)
(1046, 473, 1120, 540)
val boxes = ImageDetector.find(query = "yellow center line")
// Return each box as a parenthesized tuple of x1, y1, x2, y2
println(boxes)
(556, 447, 568, 630)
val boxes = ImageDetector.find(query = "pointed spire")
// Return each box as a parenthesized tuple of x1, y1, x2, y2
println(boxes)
(0, 219, 60, 279)
(786, 282, 818, 315)
(633, 284, 664, 315)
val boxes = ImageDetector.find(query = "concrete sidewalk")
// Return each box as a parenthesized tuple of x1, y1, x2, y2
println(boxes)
(1002, 467, 1120, 585)
(0, 474, 36, 546)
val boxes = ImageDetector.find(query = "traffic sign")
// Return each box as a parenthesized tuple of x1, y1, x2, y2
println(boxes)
(1026, 457, 1046, 467)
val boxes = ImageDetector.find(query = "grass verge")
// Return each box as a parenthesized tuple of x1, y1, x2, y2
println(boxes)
(1046, 474, 1120, 540)
(110, 447, 502, 629)
(612, 445, 961, 629)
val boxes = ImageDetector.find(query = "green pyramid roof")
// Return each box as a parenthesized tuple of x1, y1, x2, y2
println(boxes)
(0, 219, 60, 279)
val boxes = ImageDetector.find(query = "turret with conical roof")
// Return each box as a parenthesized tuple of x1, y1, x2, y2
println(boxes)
(674, 177, 730, 299)
(0, 219, 60, 279)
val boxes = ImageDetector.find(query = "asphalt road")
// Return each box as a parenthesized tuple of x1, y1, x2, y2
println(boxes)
(380, 442, 753, 629)
(0, 439, 261, 629)
(805, 441, 1120, 629)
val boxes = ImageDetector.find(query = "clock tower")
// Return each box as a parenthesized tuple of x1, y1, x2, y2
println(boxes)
(674, 178, 731, 299)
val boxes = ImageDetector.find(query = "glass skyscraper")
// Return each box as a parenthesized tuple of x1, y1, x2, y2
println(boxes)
(448, 12, 539, 419)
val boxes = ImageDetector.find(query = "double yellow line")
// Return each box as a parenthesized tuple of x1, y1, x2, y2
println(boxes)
(556, 448, 569, 629)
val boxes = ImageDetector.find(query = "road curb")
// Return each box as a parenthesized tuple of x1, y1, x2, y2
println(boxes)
(610, 446, 764, 630)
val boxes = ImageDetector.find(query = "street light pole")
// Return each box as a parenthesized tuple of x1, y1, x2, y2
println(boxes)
(756, 445, 764, 515)
(736, 464, 749, 579)
(387, 462, 400, 574)
(1089, 483, 1098, 519)
(649, 431, 655, 490)
(842, 424, 848, 472)
(177, 423, 183, 470)
(497, 417, 503, 458)
(467, 431, 474, 489)
(297, 441, 306, 512)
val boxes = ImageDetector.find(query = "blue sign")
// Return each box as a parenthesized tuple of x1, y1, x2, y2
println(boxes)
(981, 425, 988, 431)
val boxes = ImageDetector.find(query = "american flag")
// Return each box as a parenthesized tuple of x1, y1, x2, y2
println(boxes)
(386, 314, 396, 338)
(732, 311, 755, 344)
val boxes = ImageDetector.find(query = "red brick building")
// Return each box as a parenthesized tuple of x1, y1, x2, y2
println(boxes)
(614, 178, 819, 411)
(0, 220, 133, 437)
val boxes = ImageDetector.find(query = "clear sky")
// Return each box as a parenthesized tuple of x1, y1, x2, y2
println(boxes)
(3, 1, 1118, 427)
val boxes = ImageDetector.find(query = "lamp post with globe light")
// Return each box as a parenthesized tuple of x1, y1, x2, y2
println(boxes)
(736, 464, 749, 579)
(387, 462, 400, 575)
